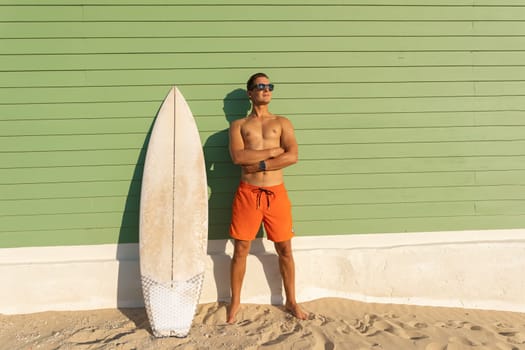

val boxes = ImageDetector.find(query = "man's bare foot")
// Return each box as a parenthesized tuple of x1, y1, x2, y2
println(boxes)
(285, 302, 309, 320)
(227, 303, 240, 324)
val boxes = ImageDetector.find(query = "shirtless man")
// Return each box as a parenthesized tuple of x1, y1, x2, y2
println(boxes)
(227, 72, 308, 323)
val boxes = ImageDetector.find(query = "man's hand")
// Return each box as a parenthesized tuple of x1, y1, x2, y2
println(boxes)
(242, 163, 260, 174)
(269, 147, 285, 158)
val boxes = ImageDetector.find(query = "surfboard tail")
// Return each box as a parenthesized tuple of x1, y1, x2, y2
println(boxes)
(141, 273, 205, 338)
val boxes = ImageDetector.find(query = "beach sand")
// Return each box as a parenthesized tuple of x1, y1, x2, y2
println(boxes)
(1, 298, 524, 350)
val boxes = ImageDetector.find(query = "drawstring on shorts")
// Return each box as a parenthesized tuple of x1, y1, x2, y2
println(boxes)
(252, 188, 275, 209)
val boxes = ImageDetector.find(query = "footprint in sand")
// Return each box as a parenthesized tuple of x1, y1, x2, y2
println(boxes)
(381, 318, 428, 340)
(407, 320, 429, 329)
(445, 320, 468, 329)
(501, 332, 525, 345)
(310, 313, 333, 326)
(350, 314, 427, 340)
(390, 327, 427, 340)
(372, 320, 393, 332)
(448, 335, 481, 347)
(465, 322, 483, 331)
(350, 314, 381, 336)
(336, 320, 353, 335)
(434, 320, 483, 332)
(493, 322, 525, 345)
(260, 323, 304, 347)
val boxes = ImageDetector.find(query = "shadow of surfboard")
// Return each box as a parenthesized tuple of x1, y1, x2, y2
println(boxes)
(115, 108, 154, 333)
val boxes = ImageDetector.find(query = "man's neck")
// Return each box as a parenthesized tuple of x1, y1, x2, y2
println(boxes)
(249, 105, 270, 118)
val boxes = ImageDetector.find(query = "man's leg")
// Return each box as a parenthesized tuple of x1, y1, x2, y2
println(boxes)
(274, 239, 308, 320)
(227, 239, 251, 323)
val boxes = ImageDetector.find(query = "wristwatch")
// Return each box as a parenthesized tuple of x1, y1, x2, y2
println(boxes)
(258, 160, 266, 171)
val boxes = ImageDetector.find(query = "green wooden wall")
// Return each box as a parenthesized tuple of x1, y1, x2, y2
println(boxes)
(1, 1, 525, 248)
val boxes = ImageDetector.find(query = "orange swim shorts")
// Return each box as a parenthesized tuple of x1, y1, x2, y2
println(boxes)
(229, 182, 294, 242)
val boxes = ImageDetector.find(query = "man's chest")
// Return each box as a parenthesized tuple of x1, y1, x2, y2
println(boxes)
(241, 120, 282, 143)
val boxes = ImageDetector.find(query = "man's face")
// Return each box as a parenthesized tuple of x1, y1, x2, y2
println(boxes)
(248, 76, 273, 105)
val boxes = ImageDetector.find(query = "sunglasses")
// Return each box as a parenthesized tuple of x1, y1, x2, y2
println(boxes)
(251, 83, 274, 91)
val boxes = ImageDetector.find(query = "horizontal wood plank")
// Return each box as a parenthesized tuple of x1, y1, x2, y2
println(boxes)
(2, 2, 525, 247)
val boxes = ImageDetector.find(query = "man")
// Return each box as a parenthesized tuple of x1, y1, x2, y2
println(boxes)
(227, 72, 308, 323)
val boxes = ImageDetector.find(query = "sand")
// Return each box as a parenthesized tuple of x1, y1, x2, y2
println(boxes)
(1, 298, 524, 350)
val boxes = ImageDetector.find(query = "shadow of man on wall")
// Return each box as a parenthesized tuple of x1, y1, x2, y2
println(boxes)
(203, 88, 247, 303)
(204, 88, 284, 305)
(115, 121, 154, 332)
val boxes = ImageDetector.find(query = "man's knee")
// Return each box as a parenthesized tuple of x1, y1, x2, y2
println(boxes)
(274, 240, 293, 258)
(232, 239, 251, 260)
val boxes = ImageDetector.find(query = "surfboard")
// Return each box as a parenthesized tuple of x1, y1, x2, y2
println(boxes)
(139, 87, 208, 338)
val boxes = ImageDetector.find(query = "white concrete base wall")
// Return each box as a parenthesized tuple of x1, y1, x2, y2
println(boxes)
(1, 229, 524, 315)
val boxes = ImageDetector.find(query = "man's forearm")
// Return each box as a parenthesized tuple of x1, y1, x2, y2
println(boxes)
(230, 147, 284, 166)
(242, 149, 298, 173)
(264, 150, 298, 171)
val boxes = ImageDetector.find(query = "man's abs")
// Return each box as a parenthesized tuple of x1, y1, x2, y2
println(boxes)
(241, 169, 284, 187)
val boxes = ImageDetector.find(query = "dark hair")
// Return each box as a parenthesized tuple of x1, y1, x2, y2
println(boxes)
(247, 72, 269, 91)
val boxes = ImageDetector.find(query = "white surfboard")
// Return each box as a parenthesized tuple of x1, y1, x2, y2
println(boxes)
(139, 86, 208, 337)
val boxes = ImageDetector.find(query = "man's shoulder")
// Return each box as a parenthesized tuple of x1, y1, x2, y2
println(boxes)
(275, 115, 294, 127)
(229, 117, 249, 128)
